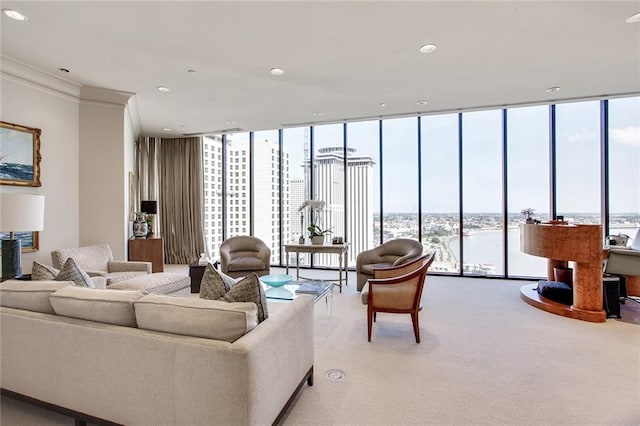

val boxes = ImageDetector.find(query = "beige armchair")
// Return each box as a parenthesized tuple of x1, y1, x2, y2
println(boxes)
(356, 238, 424, 291)
(51, 243, 151, 285)
(361, 252, 435, 343)
(219, 236, 271, 278)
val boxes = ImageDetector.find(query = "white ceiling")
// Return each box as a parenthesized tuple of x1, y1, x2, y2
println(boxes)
(1, 1, 639, 137)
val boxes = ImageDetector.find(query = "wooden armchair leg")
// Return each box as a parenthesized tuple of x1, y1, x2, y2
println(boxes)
(411, 311, 420, 343)
(367, 308, 373, 342)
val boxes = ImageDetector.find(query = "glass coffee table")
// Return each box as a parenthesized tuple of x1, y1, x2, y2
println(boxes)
(261, 275, 334, 315)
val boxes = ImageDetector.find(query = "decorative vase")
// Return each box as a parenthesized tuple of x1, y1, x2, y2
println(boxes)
(311, 235, 324, 245)
(133, 212, 148, 238)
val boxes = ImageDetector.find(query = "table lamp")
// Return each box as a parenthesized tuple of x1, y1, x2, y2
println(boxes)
(1, 193, 45, 280)
(140, 200, 157, 236)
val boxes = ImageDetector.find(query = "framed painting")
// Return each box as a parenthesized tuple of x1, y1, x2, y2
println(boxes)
(0, 231, 39, 253)
(0, 121, 42, 187)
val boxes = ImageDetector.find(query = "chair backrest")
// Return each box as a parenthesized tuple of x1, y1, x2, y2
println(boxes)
(51, 243, 114, 271)
(370, 251, 436, 309)
(631, 228, 640, 250)
(605, 249, 640, 276)
(220, 236, 270, 259)
(375, 238, 423, 264)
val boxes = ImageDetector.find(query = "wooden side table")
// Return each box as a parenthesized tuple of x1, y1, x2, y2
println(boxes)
(128, 237, 164, 273)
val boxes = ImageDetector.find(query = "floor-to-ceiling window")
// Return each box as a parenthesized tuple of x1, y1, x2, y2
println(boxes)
(506, 106, 549, 277)
(253, 130, 281, 263)
(224, 132, 251, 238)
(555, 101, 601, 224)
(282, 127, 311, 267)
(313, 123, 345, 267)
(203, 95, 639, 279)
(420, 113, 460, 273)
(457, 110, 504, 276)
(607, 97, 640, 240)
(346, 120, 379, 266)
(381, 117, 419, 243)
(202, 135, 224, 257)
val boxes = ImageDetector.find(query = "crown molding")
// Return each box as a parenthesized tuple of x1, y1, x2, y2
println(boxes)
(1, 55, 81, 101)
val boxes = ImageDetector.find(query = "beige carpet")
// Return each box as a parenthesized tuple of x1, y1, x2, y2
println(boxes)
(279, 270, 640, 425)
(2, 269, 639, 425)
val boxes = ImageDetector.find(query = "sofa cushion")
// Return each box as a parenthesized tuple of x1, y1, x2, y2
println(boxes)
(55, 258, 95, 288)
(0, 280, 72, 314)
(50, 286, 145, 326)
(108, 273, 190, 295)
(199, 263, 236, 300)
(134, 294, 258, 342)
(361, 262, 393, 276)
(228, 256, 266, 272)
(223, 273, 269, 323)
(31, 261, 60, 280)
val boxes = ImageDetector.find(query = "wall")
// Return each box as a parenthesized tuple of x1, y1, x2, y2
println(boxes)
(1, 59, 139, 272)
(0, 59, 81, 271)
(78, 87, 135, 260)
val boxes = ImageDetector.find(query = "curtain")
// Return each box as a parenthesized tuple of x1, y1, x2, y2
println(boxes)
(135, 136, 205, 264)
(136, 137, 160, 232)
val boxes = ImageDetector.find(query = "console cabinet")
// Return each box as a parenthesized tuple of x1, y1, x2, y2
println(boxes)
(128, 237, 164, 273)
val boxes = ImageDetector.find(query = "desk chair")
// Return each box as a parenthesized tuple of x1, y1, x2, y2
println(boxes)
(603, 248, 640, 317)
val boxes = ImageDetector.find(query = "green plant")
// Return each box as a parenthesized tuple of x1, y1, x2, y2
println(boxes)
(307, 223, 332, 238)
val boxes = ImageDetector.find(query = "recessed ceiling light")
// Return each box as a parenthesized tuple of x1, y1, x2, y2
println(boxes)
(157, 86, 170, 92)
(226, 120, 235, 125)
(187, 69, 197, 73)
(270, 68, 285, 76)
(312, 112, 323, 117)
(546, 86, 561, 93)
(626, 12, 640, 23)
(416, 100, 428, 106)
(379, 103, 386, 107)
(419, 44, 437, 53)
(58, 68, 70, 73)
(162, 128, 171, 132)
(2, 9, 27, 21)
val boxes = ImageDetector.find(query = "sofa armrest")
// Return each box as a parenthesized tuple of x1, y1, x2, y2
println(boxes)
(108, 261, 152, 274)
(233, 296, 314, 425)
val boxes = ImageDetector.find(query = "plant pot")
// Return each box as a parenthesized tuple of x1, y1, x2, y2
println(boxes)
(311, 235, 324, 245)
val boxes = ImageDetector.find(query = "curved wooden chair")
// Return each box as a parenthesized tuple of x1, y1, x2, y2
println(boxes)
(361, 251, 435, 343)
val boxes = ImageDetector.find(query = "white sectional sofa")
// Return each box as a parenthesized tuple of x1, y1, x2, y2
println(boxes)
(0, 280, 314, 425)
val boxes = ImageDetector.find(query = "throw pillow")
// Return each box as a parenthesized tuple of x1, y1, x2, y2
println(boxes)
(31, 261, 60, 280)
(55, 258, 95, 288)
(223, 273, 269, 323)
(199, 263, 236, 300)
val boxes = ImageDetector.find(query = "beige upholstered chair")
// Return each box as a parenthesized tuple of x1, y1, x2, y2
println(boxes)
(219, 236, 271, 278)
(361, 252, 435, 343)
(356, 238, 424, 291)
(51, 243, 151, 285)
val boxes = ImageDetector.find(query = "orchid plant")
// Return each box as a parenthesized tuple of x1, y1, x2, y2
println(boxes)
(298, 200, 331, 238)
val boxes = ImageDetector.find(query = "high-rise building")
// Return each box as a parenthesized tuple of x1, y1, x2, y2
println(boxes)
(311, 147, 375, 266)
(202, 136, 289, 264)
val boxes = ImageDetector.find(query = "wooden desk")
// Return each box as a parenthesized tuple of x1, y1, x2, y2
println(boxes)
(128, 237, 164, 273)
(520, 223, 606, 322)
(284, 243, 349, 293)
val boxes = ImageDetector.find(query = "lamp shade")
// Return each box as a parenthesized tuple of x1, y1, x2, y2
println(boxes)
(1, 193, 45, 232)
(140, 200, 157, 215)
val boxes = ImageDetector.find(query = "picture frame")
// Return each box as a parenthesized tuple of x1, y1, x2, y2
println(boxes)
(0, 231, 39, 253)
(0, 121, 42, 187)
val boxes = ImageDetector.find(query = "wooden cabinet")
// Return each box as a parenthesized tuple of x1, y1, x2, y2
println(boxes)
(128, 237, 164, 273)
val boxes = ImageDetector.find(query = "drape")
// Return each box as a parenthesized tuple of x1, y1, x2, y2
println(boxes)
(135, 136, 205, 264)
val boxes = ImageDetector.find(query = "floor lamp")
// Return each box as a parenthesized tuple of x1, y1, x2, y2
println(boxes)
(1, 193, 45, 280)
